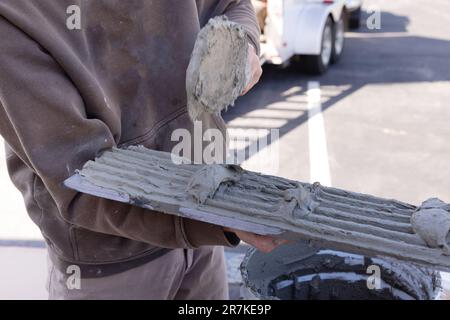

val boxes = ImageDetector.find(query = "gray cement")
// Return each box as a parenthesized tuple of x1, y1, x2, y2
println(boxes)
(187, 164, 242, 204)
(186, 16, 249, 121)
(64, 146, 450, 271)
(412, 198, 450, 255)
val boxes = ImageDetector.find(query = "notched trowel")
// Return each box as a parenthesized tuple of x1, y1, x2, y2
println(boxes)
(64, 146, 450, 272)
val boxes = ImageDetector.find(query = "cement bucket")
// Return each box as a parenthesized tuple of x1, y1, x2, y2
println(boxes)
(240, 241, 442, 300)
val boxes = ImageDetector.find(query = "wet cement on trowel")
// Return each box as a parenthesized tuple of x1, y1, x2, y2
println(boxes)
(186, 16, 249, 121)
(186, 165, 243, 204)
(412, 198, 450, 255)
(69, 146, 450, 271)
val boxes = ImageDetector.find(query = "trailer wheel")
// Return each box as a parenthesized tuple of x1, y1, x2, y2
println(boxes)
(348, 7, 362, 29)
(301, 17, 333, 75)
(331, 14, 345, 64)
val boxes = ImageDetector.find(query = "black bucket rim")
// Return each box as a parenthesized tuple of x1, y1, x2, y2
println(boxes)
(240, 241, 442, 300)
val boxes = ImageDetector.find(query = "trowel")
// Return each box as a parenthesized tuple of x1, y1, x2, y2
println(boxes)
(64, 146, 450, 272)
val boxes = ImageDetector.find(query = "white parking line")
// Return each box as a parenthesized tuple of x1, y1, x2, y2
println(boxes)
(307, 81, 331, 187)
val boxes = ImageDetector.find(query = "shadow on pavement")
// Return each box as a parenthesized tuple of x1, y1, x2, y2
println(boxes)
(223, 11, 450, 158)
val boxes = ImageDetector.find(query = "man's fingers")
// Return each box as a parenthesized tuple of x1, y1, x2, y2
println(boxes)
(224, 228, 289, 253)
(273, 239, 290, 246)
(240, 231, 286, 253)
(255, 237, 290, 253)
(251, 234, 277, 253)
(240, 45, 262, 96)
(241, 67, 262, 95)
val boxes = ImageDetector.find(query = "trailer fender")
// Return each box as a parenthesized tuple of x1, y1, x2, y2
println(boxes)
(294, 4, 338, 55)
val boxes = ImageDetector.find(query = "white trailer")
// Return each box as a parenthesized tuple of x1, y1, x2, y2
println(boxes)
(256, 0, 363, 74)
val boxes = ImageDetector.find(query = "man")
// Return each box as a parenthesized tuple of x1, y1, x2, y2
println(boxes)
(0, 0, 284, 299)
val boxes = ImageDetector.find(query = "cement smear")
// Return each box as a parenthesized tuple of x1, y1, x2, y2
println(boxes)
(186, 16, 249, 121)
(186, 164, 242, 204)
(411, 198, 450, 255)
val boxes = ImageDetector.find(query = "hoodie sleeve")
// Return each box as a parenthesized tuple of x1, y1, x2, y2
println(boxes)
(197, 0, 261, 55)
(0, 15, 239, 250)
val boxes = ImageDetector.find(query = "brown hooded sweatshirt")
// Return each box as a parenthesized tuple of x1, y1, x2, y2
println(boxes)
(0, 0, 260, 276)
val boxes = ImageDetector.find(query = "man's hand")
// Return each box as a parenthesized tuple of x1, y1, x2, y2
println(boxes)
(224, 227, 289, 253)
(241, 44, 263, 96)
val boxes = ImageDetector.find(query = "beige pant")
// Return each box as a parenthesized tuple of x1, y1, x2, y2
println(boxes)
(47, 246, 228, 300)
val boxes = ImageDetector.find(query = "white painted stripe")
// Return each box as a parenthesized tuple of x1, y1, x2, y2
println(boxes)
(307, 81, 331, 187)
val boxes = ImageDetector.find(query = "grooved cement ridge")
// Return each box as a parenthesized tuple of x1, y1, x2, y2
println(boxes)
(64, 146, 450, 272)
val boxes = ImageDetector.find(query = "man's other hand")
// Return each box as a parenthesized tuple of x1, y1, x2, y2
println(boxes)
(224, 227, 289, 253)
(241, 44, 263, 96)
